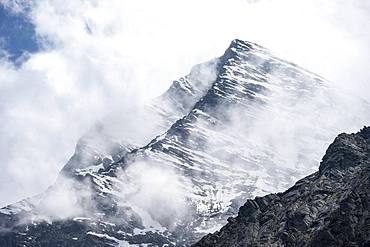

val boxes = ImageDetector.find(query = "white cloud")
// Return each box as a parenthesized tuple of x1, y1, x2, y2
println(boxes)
(117, 161, 188, 229)
(0, 0, 369, 207)
(34, 175, 95, 222)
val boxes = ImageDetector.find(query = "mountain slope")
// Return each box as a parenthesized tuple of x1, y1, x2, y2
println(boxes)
(0, 39, 369, 246)
(194, 126, 370, 247)
(61, 58, 218, 174)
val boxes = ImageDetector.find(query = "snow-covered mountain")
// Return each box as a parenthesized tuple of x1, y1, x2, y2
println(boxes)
(0, 39, 369, 246)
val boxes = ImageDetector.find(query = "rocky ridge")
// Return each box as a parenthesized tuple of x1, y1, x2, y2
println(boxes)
(194, 127, 370, 247)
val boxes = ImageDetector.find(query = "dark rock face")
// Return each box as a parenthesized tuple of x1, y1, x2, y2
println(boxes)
(194, 127, 370, 247)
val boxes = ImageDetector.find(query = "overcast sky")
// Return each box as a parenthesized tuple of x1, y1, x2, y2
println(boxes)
(0, 0, 369, 207)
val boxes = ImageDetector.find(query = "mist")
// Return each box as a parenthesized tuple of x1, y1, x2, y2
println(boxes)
(117, 160, 189, 230)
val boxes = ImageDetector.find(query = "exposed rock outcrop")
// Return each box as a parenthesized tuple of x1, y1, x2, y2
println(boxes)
(194, 127, 370, 247)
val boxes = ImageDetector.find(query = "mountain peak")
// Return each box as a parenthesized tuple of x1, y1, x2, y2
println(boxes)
(1, 40, 369, 246)
(319, 126, 370, 174)
(230, 39, 263, 51)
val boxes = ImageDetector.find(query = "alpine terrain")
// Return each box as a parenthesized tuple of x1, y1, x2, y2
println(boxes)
(194, 127, 370, 247)
(0, 39, 369, 246)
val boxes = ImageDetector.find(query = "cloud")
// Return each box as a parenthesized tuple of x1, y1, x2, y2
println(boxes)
(0, 0, 369, 207)
(34, 175, 95, 222)
(117, 161, 189, 229)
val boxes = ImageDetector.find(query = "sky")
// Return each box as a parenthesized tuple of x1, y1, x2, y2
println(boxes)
(0, 0, 369, 207)
(0, 3, 38, 63)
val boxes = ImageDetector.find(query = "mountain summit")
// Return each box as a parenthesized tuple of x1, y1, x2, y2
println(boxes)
(0, 40, 369, 246)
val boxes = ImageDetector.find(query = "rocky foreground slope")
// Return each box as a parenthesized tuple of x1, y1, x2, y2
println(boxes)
(0, 39, 369, 246)
(194, 127, 370, 247)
